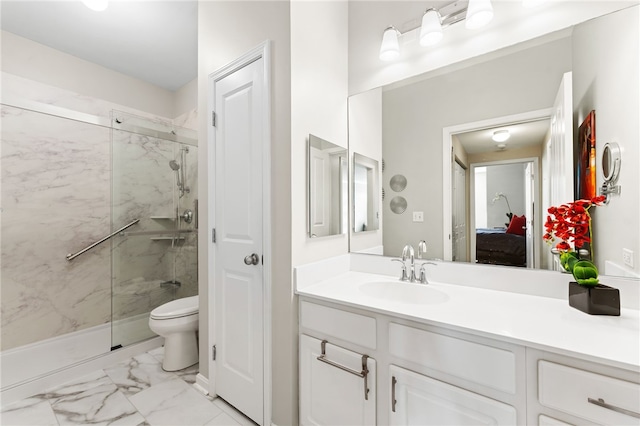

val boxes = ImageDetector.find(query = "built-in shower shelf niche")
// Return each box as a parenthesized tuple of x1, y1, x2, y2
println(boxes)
(150, 236, 186, 242)
(150, 216, 175, 220)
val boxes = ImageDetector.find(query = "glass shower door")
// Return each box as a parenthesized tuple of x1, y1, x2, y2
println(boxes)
(110, 111, 198, 349)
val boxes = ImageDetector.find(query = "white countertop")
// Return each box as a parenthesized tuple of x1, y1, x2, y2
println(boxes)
(296, 270, 640, 371)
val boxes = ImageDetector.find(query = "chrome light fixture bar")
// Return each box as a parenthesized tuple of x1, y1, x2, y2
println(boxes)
(379, 0, 496, 61)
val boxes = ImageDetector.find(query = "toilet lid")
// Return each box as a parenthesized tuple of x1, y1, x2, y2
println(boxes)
(150, 295, 198, 319)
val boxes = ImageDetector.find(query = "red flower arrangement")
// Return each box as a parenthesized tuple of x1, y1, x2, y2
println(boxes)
(543, 195, 606, 254)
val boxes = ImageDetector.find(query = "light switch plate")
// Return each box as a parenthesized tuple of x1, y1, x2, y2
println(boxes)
(413, 211, 424, 222)
(623, 248, 634, 267)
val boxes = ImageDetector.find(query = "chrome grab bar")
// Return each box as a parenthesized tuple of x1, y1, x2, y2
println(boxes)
(316, 340, 370, 400)
(588, 398, 640, 419)
(66, 219, 140, 261)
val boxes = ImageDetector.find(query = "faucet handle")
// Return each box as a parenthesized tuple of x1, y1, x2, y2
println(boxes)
(415, 261, 436, 284)
(391, 258, 409, 281)
(417, 240, 427, 259)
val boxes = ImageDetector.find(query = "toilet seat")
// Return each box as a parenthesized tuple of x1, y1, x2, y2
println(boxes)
(150, 295, 198, 320)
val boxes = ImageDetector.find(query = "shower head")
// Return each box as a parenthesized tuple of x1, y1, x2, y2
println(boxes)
(169, 160, 181, 171)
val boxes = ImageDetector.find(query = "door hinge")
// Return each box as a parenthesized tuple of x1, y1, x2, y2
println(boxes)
(212, 345, 217, 361)
(212, 228, 216, 243)
(212, 111, 217, 127)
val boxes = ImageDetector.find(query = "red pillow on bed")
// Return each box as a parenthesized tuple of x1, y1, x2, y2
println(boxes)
(506, 215, 526, 236)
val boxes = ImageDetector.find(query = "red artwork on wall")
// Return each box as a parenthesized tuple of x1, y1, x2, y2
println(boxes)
(577, 111, 596, 200)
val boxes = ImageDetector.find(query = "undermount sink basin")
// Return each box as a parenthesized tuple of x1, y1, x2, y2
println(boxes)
(359, 281, 449, 305)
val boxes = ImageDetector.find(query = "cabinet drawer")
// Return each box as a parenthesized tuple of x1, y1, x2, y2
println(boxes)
(300, 301, 376, 349)
(389, 323, 516, 394)
(539, 360, 640, 425)
(538, 415, 573, 425)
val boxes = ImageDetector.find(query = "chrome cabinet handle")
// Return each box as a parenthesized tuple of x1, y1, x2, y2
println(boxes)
(391, 376, 397, 412)
(588, 398, 640, 419)
(316, 340, 370, 400)
(244, 253, 260, 265)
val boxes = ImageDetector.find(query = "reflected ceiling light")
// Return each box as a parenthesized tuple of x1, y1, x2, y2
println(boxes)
(465, 0, 494, 29)
(492, 130, 511, 142)
(419, 9, 443, 47)
(379, 26, 400, 61)
(82, 0, 108, 12)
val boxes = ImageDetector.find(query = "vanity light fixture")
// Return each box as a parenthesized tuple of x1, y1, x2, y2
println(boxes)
(465, 0, 494, 29)
(379, 26, 401, 61)
(82, 0, 108, 11)
(379, 0, 495, 61)
(419, 9, 443, 47)
(492, 129, 510, 142)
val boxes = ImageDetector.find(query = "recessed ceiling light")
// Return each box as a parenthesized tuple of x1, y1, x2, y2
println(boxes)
(492, 130, 510, 142)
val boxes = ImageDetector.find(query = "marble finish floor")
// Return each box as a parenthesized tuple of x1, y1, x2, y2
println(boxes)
(1, 347, 256, 426)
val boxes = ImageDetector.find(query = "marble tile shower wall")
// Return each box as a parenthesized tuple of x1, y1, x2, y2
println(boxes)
(111, 129, 199, 323)
(0, 72, 198, 352)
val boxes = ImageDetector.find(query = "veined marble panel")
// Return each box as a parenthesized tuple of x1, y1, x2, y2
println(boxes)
(1, 105, 111, 350)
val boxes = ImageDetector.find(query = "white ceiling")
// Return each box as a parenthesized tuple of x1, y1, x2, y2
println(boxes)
(0, 0, 197, 91)
(456, 119, 550, 155)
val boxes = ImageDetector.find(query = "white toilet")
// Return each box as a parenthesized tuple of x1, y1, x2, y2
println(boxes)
(149, 295, 199, 371)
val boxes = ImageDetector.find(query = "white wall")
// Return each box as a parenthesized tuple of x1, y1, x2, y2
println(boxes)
(197, 2, 293, 424)
(348, 88, 383, 253)
(572, 6, 640, 274)
(348, 1, 637, 95)
(1, 31, 176, 118)
(485, 163, 526, 228)
(291, 1, 349, 267)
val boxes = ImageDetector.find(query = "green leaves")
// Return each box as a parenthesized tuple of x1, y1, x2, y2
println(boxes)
(560, 251, 579, 272)
(572, 260, 599, 287)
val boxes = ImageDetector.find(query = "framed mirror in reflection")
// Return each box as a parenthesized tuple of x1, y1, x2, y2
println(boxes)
(308, 134, 348, 238)
(353, 153, 380, 233)
(348, 6, 639, 279)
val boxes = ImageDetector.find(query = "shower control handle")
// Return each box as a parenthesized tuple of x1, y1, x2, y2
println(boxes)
(244, 253, 260, 266)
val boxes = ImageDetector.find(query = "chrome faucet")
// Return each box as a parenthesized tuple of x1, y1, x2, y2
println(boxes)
(402, 244, 417, 282)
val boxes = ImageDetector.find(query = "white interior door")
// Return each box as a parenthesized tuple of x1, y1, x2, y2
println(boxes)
(212, 56, 265, 424)
(524, 162, 535, 268)
(309, 146, 331, 237)
(545, 72, 573, 270)
(452, 161, 467, 262)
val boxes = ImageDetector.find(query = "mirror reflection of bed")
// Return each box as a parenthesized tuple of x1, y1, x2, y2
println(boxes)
(453, 119, 549, 269)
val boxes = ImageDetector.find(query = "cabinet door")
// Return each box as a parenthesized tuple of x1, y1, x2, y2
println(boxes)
(389, 365, 516, 425)
(300, 335, 376, 426)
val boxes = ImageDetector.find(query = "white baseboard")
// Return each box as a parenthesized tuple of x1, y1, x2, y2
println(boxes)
(1, 322, 163, 406)
(193, 373, 210, 396)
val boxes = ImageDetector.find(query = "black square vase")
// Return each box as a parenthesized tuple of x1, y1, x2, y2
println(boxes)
(568, 281, 620, 316)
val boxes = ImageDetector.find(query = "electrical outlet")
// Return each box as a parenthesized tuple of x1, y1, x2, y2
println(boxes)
(413, 211, 424, 222)
(623, 248, 634, 268)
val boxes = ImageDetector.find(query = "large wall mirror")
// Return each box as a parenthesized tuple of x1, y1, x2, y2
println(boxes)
(308, 134, 348, 238)
(348, 6, 639, 279)
(353, 153, 380, 233)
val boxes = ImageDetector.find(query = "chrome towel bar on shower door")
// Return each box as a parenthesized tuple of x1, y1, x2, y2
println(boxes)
(66, 219, 140, 261)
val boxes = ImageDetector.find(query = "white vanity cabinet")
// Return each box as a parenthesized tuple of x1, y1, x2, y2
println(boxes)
(299, 301, 378, 426)
(389, 365, 517, 425)
(299, 300, 524, 425)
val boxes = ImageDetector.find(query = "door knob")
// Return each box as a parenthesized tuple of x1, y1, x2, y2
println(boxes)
(244, 253, 260, 265)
